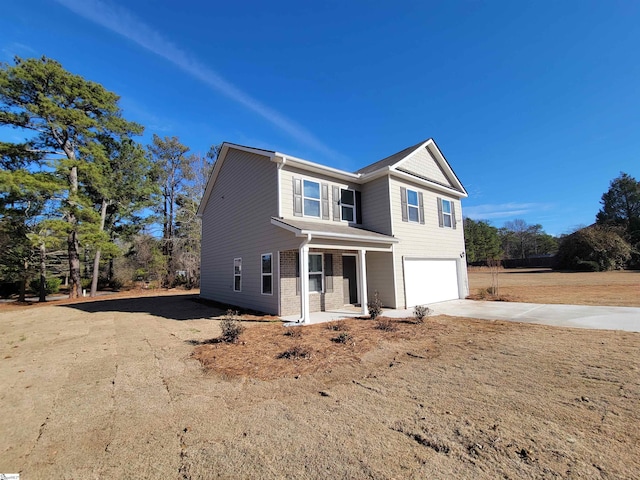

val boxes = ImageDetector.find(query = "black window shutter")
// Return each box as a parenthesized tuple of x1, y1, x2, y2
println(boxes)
(418, 192, 425, 224)
(437, 197, 444, 227)
(295, 252, 300, 294)
(355, 191, 362, 224)
(324, 253, 333, 292)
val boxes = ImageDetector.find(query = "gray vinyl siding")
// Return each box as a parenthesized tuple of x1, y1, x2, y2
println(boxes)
(365, 251, 396, 308)
(200, 148, 301, 314)
(389, 176, 468, 308)
(360, 175, 393, 235)
(400, 146, 452, 187)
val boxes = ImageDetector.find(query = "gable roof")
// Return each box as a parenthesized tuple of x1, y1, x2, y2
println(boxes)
(356, 139, 428, 175)
(197, 138, 467, 216)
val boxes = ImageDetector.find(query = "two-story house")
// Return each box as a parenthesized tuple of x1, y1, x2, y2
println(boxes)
(197, 138, 469, 323)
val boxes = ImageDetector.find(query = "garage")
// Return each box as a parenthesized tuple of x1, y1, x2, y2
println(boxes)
(404, 258, 460, 306)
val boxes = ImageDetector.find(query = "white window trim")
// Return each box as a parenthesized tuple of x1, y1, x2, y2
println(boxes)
(303, 179, 321, 218)
(407, 188, 420, 223)
(340, 188, 356, 223)
(261, 253, 273, 296)
(442, 199, 453, 228)
(233, 257, 242, 292)
(308, 252, 324, 294)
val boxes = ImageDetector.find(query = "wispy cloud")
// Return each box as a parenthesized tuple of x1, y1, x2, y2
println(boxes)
(464, 202, 552, 220)
(55, 0, 340, 159)
(1, 42, 37, 61)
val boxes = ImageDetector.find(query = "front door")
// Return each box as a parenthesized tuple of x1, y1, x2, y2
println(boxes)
(342, 255, 358, 304)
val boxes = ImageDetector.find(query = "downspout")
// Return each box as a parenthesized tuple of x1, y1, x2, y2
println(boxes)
(298, 233, 312, 323)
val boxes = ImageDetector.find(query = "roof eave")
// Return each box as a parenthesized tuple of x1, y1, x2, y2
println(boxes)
(270, 218, 398, 244)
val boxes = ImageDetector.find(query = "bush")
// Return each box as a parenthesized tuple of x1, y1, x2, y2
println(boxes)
(413, 305, 432, 323)
(277, 345, 311, 359)
(574, 259, 600, 272)
(29, 277, 61, 296)
(326, 321, 347, 331)
(219, 310, 244, 343)
(331, 332, 352, 343)
(283, 327, 302, 338)
(555, 225, 631, 271)
(375, 317, 396, 331)
(368, 291, 383, 320)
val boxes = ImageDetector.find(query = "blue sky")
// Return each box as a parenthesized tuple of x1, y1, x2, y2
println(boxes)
(2, 0, 639, 236)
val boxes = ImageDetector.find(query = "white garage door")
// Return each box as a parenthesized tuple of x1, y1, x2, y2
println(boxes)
(404, 258, 459, 307)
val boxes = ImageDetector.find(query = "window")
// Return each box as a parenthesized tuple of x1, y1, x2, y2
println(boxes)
(308, 253, 323, 293)
(340, 189, 355, 222)
(261, 253, 272, 295)
(303, 180, 321, 217)
(407, 189, 420, 223)
(442, 199, 452, 228)
(233, 258, 242, 292)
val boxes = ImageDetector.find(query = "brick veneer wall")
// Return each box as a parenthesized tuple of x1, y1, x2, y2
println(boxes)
(279, 248, 354, 316)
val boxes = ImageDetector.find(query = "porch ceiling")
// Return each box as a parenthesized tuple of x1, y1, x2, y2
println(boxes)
(271, 217, 398, 247)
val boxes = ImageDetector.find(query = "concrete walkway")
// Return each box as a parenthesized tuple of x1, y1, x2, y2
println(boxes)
(283, 300, 640, 332)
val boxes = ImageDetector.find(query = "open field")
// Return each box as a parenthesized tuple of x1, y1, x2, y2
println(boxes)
(1, 292, 639, 479)
(468, 268, 640, 307)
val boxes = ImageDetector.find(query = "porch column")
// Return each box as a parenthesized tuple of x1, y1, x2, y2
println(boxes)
(299, 244, 310, 323)
(358, 249, 368, 316)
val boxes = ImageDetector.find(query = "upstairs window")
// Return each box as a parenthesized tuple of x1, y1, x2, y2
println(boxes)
(303, 180, 321, 217)
(442, 199, 452, 227)
(437, 197, 456, 229)
(407, 189, 420, 223)
(340, 189, 355, 222)
(233, 258, 242, 292)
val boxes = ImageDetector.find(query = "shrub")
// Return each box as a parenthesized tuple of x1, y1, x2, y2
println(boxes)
(326, 321, 347, 331)
(368, 291, 383, 320)
(220, 309, 244, 343)
(277, 345, 311, 359)
(283, 327, 302, 338)
(574, 259, 600, 272)
(375, 317, 396, 331)
(413, 305, 432, 323)
(29, 277, 61, 296)
(555, 225, 631, 271)
(331, 332, 352, 343)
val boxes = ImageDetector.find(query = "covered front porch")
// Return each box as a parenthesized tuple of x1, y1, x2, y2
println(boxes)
(272, 217, 398, 323)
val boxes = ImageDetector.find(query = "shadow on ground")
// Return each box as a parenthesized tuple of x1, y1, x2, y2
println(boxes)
(60, 294, 226, 321)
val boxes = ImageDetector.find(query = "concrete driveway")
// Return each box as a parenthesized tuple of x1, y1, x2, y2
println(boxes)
(418, 299, 640, 333)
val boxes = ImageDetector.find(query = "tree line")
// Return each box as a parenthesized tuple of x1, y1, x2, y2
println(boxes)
(0, 56, 217, 301)
(464, 172, 640, 271)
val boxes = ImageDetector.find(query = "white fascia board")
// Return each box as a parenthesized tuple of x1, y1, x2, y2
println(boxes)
(390, 170, 468, 198)
(423, 139, 467, 195)
(270, 218, 398, 244)
(310, 243, 393, 252)
(304, 231, 399, 244)
(272, 153, 362, 183)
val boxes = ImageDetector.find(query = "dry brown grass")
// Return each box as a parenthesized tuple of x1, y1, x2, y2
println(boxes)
(468, 268, 640, 306)
(2, 294, 639, 479)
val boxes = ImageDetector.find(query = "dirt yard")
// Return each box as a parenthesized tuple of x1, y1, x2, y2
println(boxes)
(468, 268, 640, 307)
(1, 291, 639, 479)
